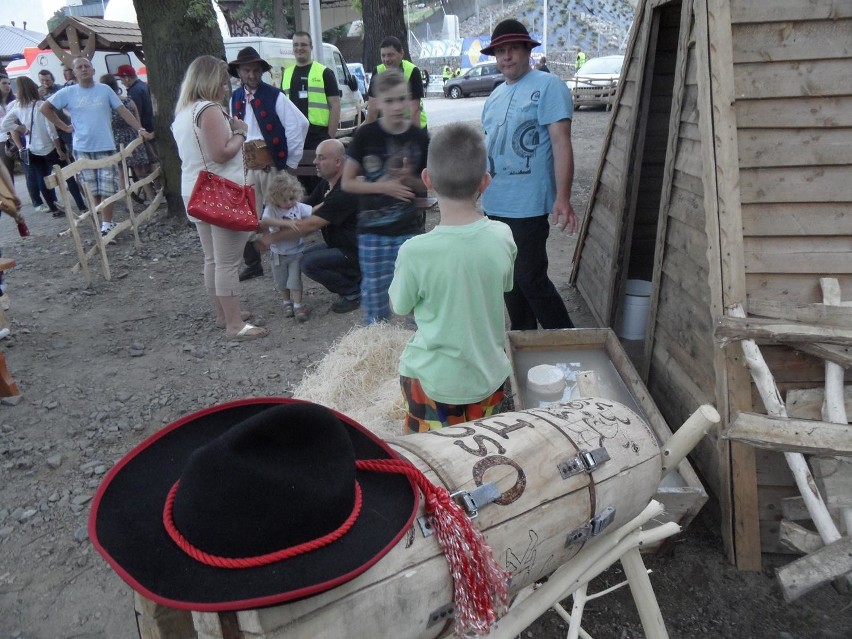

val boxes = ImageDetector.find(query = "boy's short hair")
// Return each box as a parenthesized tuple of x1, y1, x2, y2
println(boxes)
(427, 123, 486, 200)
(267, 171, 304, 207)
(379, 36, 403, 53)
(375, 68, 407, 96)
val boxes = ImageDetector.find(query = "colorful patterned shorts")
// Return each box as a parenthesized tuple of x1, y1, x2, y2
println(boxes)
(400, 375, 507, 434)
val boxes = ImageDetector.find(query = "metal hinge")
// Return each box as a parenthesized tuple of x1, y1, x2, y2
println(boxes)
(557, 447, 611, 479)
(417, 482, 500, 537)
(565, 506, 617, 546)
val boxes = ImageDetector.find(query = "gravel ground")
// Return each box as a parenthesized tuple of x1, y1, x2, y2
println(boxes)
(0, 105, 850, 638)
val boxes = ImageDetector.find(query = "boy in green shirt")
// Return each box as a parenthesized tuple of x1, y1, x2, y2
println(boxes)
(389, 123, 517, 433)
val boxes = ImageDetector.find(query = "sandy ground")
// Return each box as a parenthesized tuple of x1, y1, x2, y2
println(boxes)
(0, 104, 850, 638)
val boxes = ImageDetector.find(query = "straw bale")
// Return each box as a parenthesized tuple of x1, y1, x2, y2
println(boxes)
(293, 324, 414, 440)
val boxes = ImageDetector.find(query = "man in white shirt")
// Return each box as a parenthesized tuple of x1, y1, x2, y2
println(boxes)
(228, 47, 309, 280)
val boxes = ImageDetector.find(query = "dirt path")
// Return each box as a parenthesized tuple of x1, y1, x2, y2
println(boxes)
(0, 106, 849, 638)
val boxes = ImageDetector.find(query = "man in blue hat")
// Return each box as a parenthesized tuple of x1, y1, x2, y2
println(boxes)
(480, 19, 578, 331)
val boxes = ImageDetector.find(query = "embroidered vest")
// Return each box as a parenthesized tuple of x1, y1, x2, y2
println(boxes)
(230, 82, 289, 170)
(282, 61, 331, 127)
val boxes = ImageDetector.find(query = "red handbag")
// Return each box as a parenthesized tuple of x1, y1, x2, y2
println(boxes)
(186, 104, 258, 232)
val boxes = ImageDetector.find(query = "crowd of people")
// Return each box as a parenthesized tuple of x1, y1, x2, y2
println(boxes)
(1, 18, 579, 431)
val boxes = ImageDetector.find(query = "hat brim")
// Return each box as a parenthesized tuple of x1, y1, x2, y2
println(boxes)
(480, 36, 541, 57)
(228, 59, 272, 78)
(89, 398, 419, 612)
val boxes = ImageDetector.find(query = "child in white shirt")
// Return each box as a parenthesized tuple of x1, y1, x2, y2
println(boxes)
(260, 172, 312, 322)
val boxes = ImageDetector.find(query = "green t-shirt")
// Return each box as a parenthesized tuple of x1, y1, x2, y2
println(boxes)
(389, 217, 517, 404)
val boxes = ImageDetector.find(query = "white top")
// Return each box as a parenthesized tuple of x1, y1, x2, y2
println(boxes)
(172, 101, 254, 219)
(261, 201, 312, 255)
(1, 100, 59, 156)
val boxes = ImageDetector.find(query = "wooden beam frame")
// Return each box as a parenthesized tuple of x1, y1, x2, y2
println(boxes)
(725, 412, 852, 455)
(715, 316, 852, 347)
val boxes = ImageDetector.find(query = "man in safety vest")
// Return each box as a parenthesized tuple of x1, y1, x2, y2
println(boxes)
(442, 64, 452, 84)
(576, 50, 586, 70)
(365, 36, 427, 129)
(282, 31, 341, 191)
(282, 31, 341, 149)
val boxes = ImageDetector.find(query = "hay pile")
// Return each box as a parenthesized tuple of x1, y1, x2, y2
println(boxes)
(293, 323, 414, 440)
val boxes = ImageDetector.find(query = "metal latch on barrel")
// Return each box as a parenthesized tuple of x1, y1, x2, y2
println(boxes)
(417, 482, 500, 537)
(557, 447, 610, 479)
(565, 506, 616, 546)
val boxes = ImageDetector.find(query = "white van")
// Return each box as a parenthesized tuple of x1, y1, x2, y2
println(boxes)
(5, 48, 147, 84)
(224, 36, 365, 136)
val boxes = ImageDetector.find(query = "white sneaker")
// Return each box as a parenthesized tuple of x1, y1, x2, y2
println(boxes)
(100, 221, 117, 237)
(34, 204, 51, 213)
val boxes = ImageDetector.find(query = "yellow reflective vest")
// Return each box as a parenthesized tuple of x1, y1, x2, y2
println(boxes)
(282, 61, 331, 127)
(376, 59, 428, 129)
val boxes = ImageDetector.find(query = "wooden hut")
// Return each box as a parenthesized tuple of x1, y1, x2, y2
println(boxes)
(570, 0, 851, 569)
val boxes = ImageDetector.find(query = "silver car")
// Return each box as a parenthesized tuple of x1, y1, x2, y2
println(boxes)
(568, 55, 625, 109)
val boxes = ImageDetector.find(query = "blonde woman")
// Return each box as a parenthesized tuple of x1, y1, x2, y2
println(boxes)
(171, 55, 267, 341)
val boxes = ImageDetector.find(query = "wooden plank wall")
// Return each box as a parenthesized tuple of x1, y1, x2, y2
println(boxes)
(646, 16, 720, 498)
(729, 0, 852, 553)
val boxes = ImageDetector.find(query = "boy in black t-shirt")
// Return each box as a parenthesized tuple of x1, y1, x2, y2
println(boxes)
(342, 69, 430, 324)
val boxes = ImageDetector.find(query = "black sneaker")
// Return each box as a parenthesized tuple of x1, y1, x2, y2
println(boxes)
(331, 296, 360, 314)
(238, 264, 264, 281)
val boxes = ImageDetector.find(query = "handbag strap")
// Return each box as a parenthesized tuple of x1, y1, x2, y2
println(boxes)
(191, 102, 248, 187)
(22, 103, 36, 148)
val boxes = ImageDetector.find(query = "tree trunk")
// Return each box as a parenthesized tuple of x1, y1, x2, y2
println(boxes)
(272, 0, 288, 37)
(361, 0, 409, 72)
(133, 0, 225, 215)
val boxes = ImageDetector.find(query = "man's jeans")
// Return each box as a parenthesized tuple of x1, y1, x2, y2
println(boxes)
(301, 242, 361, 298)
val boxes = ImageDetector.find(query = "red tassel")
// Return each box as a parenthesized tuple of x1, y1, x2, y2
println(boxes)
(356, 459, 509, 637)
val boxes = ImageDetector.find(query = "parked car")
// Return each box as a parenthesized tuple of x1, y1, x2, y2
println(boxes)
(347, 62, 369, 101)
(568, 55, 625, 109)
(443, 62, 505, 99)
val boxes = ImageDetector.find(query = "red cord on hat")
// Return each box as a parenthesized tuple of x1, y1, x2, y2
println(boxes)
(356, 459, 510, 637)
(162, 480, 363, 568)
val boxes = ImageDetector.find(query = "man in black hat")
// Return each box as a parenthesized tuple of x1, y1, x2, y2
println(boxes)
(228, 46, 309, 281)
(480, 19, 578, 331)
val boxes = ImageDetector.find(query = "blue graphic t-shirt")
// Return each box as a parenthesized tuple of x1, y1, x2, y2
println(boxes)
(48, 84, 123, 153)
(481, 70, 573, 218)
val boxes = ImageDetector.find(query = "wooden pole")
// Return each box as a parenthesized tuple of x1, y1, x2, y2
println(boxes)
(484, 501, 680, 639)
(818, 278, 852, 536)
(661, 404, 720, 480)
(566, 584, 589, 639)
(621, 547, 669, 638)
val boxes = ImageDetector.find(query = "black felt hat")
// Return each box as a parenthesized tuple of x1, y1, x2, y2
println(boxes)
(89, 398, 419, 611)
(480, 19, 541, 56)
(227, 46, 273, 78)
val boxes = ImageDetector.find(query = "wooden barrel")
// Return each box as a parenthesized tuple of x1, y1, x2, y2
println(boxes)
(194, 399, 663, 639)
